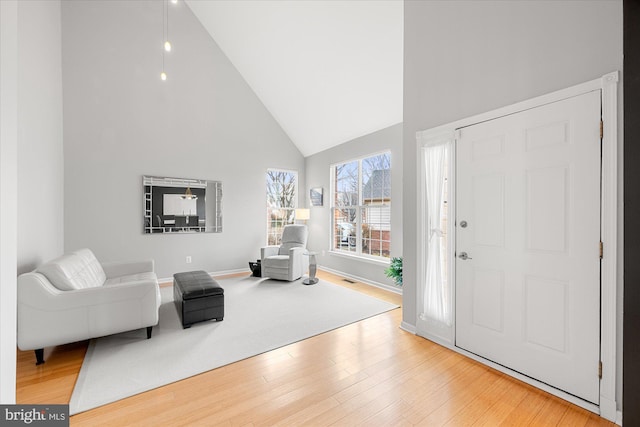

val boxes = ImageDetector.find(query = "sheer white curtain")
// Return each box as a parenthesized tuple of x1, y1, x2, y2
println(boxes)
(421, 143, 451, 325)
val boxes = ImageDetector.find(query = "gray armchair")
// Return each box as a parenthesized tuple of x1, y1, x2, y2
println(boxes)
(261, 224, 309, 281)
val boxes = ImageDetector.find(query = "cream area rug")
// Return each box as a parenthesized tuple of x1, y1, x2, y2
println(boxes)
(69, 276, 398, 415)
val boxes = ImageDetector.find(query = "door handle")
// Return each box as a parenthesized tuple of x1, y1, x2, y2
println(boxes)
(458, 251, 472, 260)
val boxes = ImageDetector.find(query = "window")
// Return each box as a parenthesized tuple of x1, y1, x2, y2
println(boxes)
(420, 143, 451, 326)
(266, 169, 297, 245)
(331, 152, 391, 259)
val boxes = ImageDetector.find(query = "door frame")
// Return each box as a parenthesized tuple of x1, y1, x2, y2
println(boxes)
(415, 72, 619, 421)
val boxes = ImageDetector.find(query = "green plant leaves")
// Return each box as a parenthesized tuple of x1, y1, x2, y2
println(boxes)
(385, 257, 402, 286)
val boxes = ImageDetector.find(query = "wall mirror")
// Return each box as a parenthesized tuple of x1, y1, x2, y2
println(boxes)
(143, 175, 222, 234)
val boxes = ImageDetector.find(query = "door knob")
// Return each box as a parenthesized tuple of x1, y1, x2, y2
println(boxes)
(458, 251, 472, 260)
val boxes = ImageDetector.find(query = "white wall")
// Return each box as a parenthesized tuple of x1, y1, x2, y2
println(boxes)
(403, 0, 623, 409)
(17, 0, 64, 274)
(304, 123, 402, 287)
(0, 0, 18, 405)
(61, 1, 305, 279)
(0, 0, 65, 404)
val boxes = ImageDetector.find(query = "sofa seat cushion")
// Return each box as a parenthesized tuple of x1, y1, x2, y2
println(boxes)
(103, 271, 157, 286)
(264, 255, 290, 269)
(36, 249, 106, 291)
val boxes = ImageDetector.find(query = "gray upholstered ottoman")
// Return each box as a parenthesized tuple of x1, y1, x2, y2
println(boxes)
(173, 270, 224, 329)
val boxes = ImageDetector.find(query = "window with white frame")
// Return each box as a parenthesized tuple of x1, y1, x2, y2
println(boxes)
(420, 142, 451, 326)
(331, 152, 391, 258)
(266, 169, 297, 245)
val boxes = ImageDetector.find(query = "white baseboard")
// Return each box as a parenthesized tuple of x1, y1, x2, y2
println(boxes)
(617, 410, 622, 426)
(158, 268, 250, 284)
(318, 266, 402, 295)
(212, 268, 252, 278)
(400, 321, 417, 334)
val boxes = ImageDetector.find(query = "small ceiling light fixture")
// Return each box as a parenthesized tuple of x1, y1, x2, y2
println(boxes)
(160, 0, 171, 80)
(181, 187, 198, 200)
(171, 0, 178, 4)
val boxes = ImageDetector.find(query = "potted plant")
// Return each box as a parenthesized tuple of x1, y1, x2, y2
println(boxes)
(385, 257, 403, 287)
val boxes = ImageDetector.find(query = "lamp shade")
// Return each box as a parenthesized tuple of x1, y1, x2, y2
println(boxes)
(295, 208, 310, 221)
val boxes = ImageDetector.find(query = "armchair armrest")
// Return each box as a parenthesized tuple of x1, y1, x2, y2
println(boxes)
(288, 247, 308, 279)
(261, 246, 280, 260)
(288, 246, 306, 259)
(102, 259, 155, 278)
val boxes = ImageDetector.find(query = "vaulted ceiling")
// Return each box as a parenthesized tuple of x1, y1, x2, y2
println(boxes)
(185, 0, 403, 157)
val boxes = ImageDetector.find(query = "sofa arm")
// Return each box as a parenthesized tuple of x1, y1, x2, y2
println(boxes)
(102, 259, 155, 278)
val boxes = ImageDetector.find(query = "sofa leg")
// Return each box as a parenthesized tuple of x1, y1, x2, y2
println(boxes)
(34, 349, 45, 366)
(146, 326, 152, 339)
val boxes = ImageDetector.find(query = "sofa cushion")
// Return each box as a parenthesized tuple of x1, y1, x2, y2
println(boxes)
(173, 271, 224, 300)
(73, 248, 107, 284)
(264, 255, 290, 269)
(103, 272, 156, 286)
(36, 249, 106, 291)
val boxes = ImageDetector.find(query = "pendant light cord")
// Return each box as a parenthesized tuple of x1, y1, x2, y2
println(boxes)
(162, 0, 165, 72)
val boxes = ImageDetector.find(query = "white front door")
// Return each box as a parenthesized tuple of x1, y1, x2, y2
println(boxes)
(455, 90, 601, 404)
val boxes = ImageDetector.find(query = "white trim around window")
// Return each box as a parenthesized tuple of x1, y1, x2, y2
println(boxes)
(330, 151, 392, 261)
(265, 168, 298, 245)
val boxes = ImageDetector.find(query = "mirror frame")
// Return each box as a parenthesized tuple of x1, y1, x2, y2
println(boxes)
(143, 175, 222, 234)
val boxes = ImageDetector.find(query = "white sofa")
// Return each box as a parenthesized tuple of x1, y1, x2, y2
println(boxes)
(17, 248, 161, 365)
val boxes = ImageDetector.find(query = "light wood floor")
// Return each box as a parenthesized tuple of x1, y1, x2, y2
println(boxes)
(16, 270, 614, 426)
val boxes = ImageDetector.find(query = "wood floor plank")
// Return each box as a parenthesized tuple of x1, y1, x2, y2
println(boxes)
(556, 405, 595, 427)
(443, 374, 514, 426)
(357, 398, 414, 427)
(15, 269, 616, 426)
(410, 368, 501, 425)
(468, 375, 530, 426)
(272, 397, 342, 426)
(529, 395, 571, 426)
(499, 389, 552, 426)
